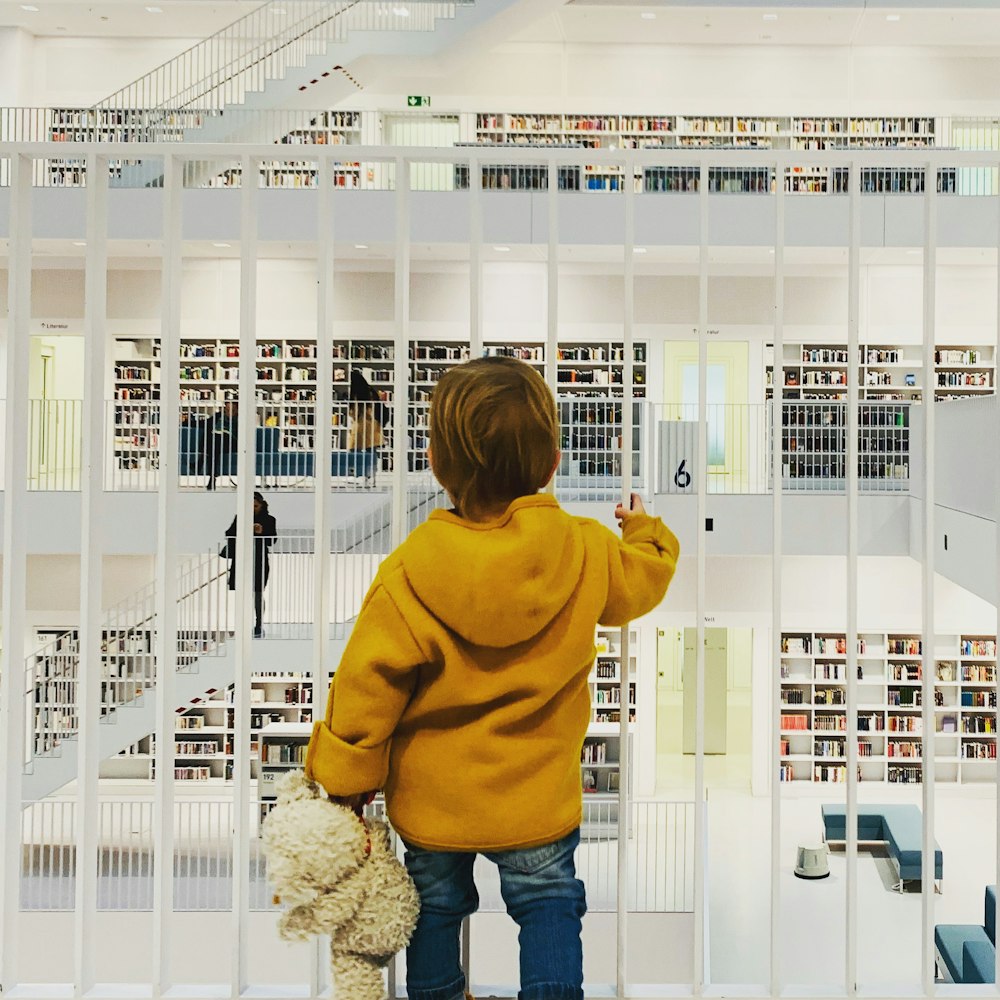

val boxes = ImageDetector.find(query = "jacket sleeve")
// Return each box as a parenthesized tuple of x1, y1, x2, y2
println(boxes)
(599, 514, 680, 626)
(305, 583, 426, 796)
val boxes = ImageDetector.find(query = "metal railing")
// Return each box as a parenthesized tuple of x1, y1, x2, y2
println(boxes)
(96, 1, 471, 120)
(28, 399, 83, 491)
(19, 795, 695, 914)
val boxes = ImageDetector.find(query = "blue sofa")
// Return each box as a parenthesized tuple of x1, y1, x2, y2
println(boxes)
(178, 422, 377, 480)
(935, 885, 996, 983)
(821, 804, 943, 891)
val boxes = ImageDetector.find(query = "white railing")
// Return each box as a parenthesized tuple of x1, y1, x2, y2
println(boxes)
(654, 401, 911, 496)
(28, 399, 83, 491)
(108, 399, 389, 492)
(96, 1, 471, 119)
(20, 796, 695, 914)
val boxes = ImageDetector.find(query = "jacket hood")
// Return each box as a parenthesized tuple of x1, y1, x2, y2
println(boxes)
(400, 495, 585, 648)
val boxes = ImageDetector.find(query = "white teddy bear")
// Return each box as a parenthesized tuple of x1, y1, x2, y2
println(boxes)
(261, 771, 421, 1000)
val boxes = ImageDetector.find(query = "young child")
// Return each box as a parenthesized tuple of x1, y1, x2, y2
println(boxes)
(305, 357, 679, 1000)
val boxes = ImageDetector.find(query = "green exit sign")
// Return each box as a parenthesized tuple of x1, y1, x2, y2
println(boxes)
(407, 95, 431, 108)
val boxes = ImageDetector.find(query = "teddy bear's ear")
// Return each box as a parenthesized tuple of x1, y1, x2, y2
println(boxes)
(274, 770, 320, 803)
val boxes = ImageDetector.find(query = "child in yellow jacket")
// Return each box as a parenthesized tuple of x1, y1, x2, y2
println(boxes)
(306, 356, 679, 1000)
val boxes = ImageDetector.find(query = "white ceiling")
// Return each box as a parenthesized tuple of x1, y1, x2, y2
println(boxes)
(512, 4, 1000, 47)
(4, 0, 1000, 47)
(0, 1, 257, 39)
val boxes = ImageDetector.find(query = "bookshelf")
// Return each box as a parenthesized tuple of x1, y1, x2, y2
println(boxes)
(259, 721, 313, 811)
(203, 112, 363, 190)
(112, 335, 395, 477)
(766, 341, 996, 404)
(779, 632, 997, 785)
(105, 672, 314, 783)
(113, 338, 162, 475)
(775, 400, 910, 490)
(582, 627, 637, 796)
(934, 346, 996, 399)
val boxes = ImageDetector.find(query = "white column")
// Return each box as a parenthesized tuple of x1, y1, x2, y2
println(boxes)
(311, 154, 337, 998)
(846, 157, 861, 998)
(0, 151, 33, 993)
(920, 162, 938, 996)
(546, 159, 559, 397)
(392, 157, 410, 547)
(616, 151, 636, 998)
(694, 158, 709, 995)
(231, 154, 258, 998)
(75, 152, 109, 997)
(994, 157, 1000, 991)
(469, 154, 483, 359)
(769, 162, 785, 997)
(152, 153, 182, 997)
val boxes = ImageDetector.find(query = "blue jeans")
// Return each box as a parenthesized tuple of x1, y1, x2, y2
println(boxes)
(402, 828, 586, 1000)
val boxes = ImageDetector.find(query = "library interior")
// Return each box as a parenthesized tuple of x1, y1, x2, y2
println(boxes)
(3, 0, 1000, 996)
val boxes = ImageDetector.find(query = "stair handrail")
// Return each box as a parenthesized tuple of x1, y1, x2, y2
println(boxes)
(24, 551, 230, 763)
(94, 0, 469, 123)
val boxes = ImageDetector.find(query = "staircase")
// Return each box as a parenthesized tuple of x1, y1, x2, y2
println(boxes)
(22, 491, 447, 802)
(22, 554, 236, 803)
(92, 0, 517, 189)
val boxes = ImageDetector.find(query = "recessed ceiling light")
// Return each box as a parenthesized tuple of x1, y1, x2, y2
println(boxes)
(392, 6, 410, 16)
(354, 244, 369, 250)
(145, 5, 163, 12)
(20, 4, 39, 11)
(763, 13, 779, 20)
(633, 247, 647, 254)
(641, 11, 656, 19)
(886, 13, 902, 21)
(212, 242, 232, 248)
(494, 246, 511, 252)
(72, 241, 86, 247)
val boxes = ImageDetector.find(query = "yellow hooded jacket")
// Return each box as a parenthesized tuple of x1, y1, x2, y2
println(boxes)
(305, 493, 679, 852)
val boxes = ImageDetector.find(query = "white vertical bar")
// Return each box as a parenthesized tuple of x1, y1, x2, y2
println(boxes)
(0, 152, 32, 992)
(152, 153, 182, 998)
(547, 158, 559, 397)
(75, 152, 108, 998)
(770, 161, 785, 997)
(391, 156, 409, 548)
(694, 157, 708, 995)
(469, 154, 483, 359)
(311, 153, 337, 998)
(995, 159, 1000, 993)
(617, 151, 635, 998)
(846, 158, 861, 998)
(921, 162, 938, 997)
(231, 153, 258, 998)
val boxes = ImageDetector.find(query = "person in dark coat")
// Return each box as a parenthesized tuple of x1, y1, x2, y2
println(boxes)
(204, 400, 238, 490)
(223, 492, 277, 638)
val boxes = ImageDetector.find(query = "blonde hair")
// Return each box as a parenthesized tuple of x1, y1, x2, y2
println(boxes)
(429, 357, 559, 519)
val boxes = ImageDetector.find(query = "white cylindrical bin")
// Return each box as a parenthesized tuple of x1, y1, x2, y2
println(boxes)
(794, 843, 831, 880)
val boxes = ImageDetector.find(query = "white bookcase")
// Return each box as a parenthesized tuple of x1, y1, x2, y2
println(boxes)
(767, 341, 996, 403)
(779, 632, 997, 785)
(582, 627, 637, 796)
(106, 672, 314, 783)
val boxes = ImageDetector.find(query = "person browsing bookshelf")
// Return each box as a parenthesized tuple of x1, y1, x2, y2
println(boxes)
(305, 357, 679, 1000)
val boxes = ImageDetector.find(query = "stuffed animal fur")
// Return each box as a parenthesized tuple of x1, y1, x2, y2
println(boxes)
(262, 771, 421, 1000)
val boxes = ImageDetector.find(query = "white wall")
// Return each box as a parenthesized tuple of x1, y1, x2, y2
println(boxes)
(0, 28, 35, 106)
(32, 37, 202, 107)
(349, 43, 1000, 117)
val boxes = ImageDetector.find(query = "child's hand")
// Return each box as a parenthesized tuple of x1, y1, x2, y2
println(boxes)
(615, 493, 646, 528)
(330, 790, 378, 815)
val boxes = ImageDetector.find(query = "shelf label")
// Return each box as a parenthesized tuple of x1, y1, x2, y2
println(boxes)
(407, 96, 431, 108)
